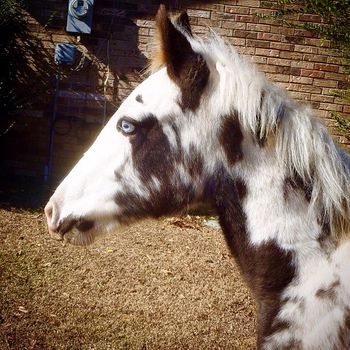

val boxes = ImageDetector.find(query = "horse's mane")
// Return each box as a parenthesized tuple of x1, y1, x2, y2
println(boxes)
(190, 33, 350, 241)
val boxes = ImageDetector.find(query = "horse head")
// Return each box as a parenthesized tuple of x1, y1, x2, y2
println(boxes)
(45, 6, 232, 245)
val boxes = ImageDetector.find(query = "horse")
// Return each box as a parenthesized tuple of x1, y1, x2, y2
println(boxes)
(45, 5, 350, 349)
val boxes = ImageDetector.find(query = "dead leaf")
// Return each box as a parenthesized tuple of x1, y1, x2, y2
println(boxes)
(18, 306, 29, 314)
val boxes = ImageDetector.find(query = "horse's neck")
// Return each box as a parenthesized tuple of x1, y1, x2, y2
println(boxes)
(213, 164, 350, 349)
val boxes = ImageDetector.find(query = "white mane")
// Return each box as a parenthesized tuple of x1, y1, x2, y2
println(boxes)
(190, 33, 350, 240)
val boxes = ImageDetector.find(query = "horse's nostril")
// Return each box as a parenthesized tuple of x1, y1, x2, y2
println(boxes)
(44, 200, 60, 232)
(76, 219, 94, 232)
(45, 203, 53, 220)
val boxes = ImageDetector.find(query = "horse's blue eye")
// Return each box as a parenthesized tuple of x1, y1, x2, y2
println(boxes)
(120, 120, 135, 134)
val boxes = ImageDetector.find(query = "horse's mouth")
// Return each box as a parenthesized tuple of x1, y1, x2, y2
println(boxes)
(49, 229, 66, 242)
(49, 219, 96, 246)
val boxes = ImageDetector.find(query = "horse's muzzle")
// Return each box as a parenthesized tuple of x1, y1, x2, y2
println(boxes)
(44, 200, 94, 240)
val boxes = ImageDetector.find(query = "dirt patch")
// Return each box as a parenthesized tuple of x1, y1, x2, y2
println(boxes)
(0, 207, 256, 350)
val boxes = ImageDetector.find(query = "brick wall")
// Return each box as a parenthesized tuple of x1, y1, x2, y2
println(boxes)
(2, 0, 349, 183)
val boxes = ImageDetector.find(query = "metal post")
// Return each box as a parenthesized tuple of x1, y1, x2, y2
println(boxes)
(44, 65, 61, 182)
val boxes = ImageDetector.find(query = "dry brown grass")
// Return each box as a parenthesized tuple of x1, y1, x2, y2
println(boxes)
(0, 207, 256, 350)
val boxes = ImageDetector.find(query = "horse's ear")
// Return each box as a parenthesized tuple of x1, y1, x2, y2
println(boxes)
(155, 5, 193, 79)
(174, 11, 192, 36)
(154, 5, 209, 110)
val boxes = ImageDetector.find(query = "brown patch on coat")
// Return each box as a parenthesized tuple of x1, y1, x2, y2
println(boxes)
(345, 307, 350, 332)
(255, 90, 267, 147)
(268, 318, 290, 335)
(283, 177, 296, 202)
(114, 115, 205, 221)
(114, 179, 195, 224)
(317, 216, 334, 251)
(315, 279, 340, 301)
(337, 307, 350, 349)
(212, 169, 295, 346)
(135, 94, 143, 103)
(235, 178, 247, 201)
(129, 114, 170, 182)
(186, 144, 204, 180)
(219, 113, 244, 166)
(154, 5, 209, 111)
(283, 173, 312, 203)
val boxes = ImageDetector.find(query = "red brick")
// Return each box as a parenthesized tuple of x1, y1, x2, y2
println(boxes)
(335, 97, 347, 104)
(138, 27, 149, 35)
(294, 45, 318, 54)
(270, 42, 294, 51)
(190, 25, 209, 34)
(313, 79, 338, 88)
(236, 14, 258, 23)
(318, 48, 342, 57)
(227, 37, 246, 46)
(303, 54, 328, 63)
(197, 18, 221, 27)
(291, 61, 314, 69)
(211, 11, 236, 20)
(314, 63, 339, 73)
(257, 64, 280, 73)
(271, 26, 294, 35)
(319, 103, 343, 112)
(257, 32, 282, 41)
(325, 72, 349, 81)
(246, 23, 271, 32)
(225, 5, 250, 15)
(249, 8, 274, 16)
(301, 69, 325, 79)
(289, 91, 311, 101)
(280, 51, 303, 60)
(287, 83, 322, 94)
(135, 20, 155, 28)
(236, 0, 260, 7)
(328, 56, 348, 65)
(251, 56, 267, 64)
(267, 57, 291, 67)
(255, 48, 279, 57)
(311, 94, 334, 103)
(236, 46, 255, 55)
(234, 29, 258, 39)
(266, 73, 290, 83)
(222, 21, 246, 29)
(192, 3, 225, 11)
(246, 39, 270, 48)
(187, 9, 211, 18)
(304, 38, 330, 47)
(290, 76, 313, 85)
(213, 27, 233, 36)
(298, 14, 321, 22)
(294, 28, 318, 38)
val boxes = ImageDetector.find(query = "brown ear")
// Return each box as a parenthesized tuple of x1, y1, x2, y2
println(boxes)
(155, 5, 194, 80)
(175, 11, 192, 36)
(155, 5, 209, 111)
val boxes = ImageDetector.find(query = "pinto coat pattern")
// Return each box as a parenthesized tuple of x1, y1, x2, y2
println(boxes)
(45, 6, 350, 349)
